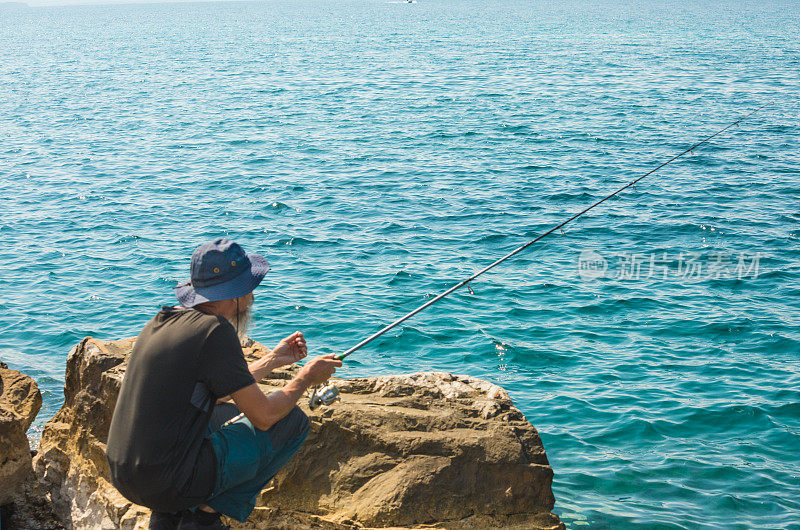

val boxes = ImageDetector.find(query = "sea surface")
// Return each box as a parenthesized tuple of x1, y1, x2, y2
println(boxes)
(1, 0, 798, 528)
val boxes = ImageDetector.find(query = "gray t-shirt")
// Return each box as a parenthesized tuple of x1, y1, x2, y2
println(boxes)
(106, 306, 255, 511)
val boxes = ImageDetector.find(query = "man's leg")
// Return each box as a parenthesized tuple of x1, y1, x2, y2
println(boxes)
(193, 401, 243, 515)
(148, 511, 186, 530)
(204, 406, 310, 522)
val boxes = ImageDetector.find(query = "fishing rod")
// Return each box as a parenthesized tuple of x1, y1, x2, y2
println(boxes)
(308, 104, 767, 409)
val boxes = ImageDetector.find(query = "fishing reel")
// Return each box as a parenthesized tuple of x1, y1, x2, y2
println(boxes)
(308, 383, 341, 410)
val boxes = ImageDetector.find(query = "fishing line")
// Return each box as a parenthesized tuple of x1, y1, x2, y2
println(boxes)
(335, 104, 769, 362)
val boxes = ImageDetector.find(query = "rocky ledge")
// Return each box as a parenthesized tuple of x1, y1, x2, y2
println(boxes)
(10, 337, 563, 529)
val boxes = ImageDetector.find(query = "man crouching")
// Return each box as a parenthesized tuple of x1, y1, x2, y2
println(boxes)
(106, 238, 342, 529)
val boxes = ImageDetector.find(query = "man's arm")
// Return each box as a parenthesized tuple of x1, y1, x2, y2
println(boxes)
(217, 332, 308, 403)
(230, 354, 341, 431)
(248, 353, 279, 382)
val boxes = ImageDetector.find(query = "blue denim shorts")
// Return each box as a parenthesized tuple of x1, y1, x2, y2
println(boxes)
(202, 403, 309, 522)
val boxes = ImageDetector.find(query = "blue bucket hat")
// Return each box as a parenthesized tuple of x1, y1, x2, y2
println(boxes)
(175, 238, 270, 308)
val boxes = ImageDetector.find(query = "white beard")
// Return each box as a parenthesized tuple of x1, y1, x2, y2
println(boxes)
(232, 299, 253, 342)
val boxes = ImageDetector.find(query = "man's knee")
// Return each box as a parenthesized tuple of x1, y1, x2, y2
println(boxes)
(268, 406, 309, 449)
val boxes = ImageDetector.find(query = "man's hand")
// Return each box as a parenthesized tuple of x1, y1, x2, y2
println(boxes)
(268, 331, 308, 368)
(233, 354, 343, 432)
(297, 354, 342, 387)
(246, 331, 308, 385)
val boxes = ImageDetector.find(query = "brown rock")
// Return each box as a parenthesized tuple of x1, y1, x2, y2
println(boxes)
(33, 338, 563, 529)
(1, 360, 43, 506)
(5, 468, 65, 529)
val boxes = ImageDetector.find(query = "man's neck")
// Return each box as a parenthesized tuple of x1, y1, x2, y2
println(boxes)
(194, 301, 236, 322)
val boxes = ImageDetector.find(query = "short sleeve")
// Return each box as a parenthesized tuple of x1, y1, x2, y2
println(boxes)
(200, 321, 256, 398)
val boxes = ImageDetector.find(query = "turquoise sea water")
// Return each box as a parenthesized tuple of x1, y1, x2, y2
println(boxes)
(1, 0, 799, 527)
